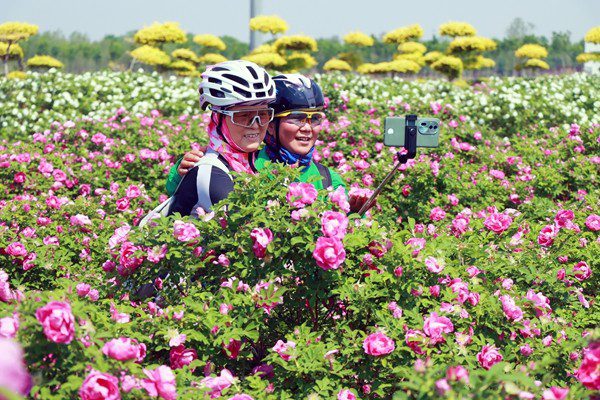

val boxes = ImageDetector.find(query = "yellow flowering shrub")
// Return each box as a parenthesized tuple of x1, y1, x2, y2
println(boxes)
(423, 51, 443, 65)
(524, 58, 550, 70)
(431, 56, 463, 80)
(397, 41, 426, 54)
(388, 59, 421, 73)
(26, 55, 64, 69)
(0, 42, 24, 59)
(357, 60, 420, 74)
(448, 37, 496, 53)
(7, 70, 27, 80)
(356, 63, 376, 74)
(383, 24, 424, 44)
(171, 49, 199, 64)
(576, 53, 600, 63)
(242, 52, 287, 68)
(323, 58, 352, 71)
(439, 22, 477, 37)
(515, 44, 548, 59)
(249, 15, 289, 35)
(584, 26, 600, 44)
(168, 60, 196, 72)
(192, 34, 226, 51)
(464, 55, 495, 70)
(250, 44, 276, 55)
(343, 31, 374, 47)
(130, 45, 171, 66)
(197, 53, 228, 64)
(133, 22, 186, 47)
(0, 22, 38, 42)
(284, 52, 317, 71)
(393, 52, 425, 66)
(274, 35, 318, 52)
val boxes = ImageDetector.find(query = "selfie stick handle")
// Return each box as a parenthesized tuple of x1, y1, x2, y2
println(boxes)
(357, 114, 418, 217)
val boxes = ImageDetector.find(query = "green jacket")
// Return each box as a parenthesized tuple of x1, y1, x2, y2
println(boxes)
(166, 147, 345, 196)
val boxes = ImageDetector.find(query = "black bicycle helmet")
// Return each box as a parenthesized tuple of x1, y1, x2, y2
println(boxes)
(272, 74, 324, 115)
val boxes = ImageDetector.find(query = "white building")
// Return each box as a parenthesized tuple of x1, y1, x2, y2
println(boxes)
(583, 42, 600, 74)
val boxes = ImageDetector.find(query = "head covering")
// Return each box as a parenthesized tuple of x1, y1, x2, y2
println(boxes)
(207, 112, 256, 174)
(265, 74, 325, 168)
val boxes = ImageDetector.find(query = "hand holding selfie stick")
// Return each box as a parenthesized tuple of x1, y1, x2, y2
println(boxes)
(357, 114, 418, 217)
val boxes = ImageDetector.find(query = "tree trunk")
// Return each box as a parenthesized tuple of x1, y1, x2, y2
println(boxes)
(3, 41, 13, 76)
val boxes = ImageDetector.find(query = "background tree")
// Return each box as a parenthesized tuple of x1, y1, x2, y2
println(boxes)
(515, 44, 550, 74)
(26, 55, 64, 71)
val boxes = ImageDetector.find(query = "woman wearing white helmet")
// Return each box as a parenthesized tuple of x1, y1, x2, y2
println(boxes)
(167, 60, 276, 217)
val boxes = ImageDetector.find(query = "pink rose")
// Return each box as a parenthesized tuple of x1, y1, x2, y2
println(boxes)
(286, 182, 318, 208)
(250, 227, 273, 259)
(0, 339, 32, 397)
(435, 378, 451, 395)
(312, 236, 346, 270)
(363, 331, 395, 356)
(573, 261, 592, 281)
(321, 211, 348, 239)
(537, 224, 558, 247)
(173, 220, 200, 242)
(542, 387, 569, 400)
(477, 344, 503, 370)
(5, 242, 27, 258)
(554, 209, 574, 227)
(328, 186, 350, 213)
(272, 339, 296, 361)
(169, 344, 198, 369)
(200, 369, 236, 398)
(489, 169, 505, 179)
(425, 256, 444, 274)
(228, 395, 254, 400)
(499, 295, 523, 322)
(79, 370, 121, 400)
(575, 341, 600, 390)
(484, 212, 512, 234)
(141, 365, 177, 400)
(405, 329, 426, 354)
(585, 214, 600, 231)
(117, 241, 143, 276)
(0, 316, 18, 338)
(446, 365, 469, 384)
(429, 207, 446, 221)
(35, 301, 75, 344)
(405, 237, 426, 256)
(102, 337, 146, 362)
(337, 389, 357, 400)
(423, 312, 454, 345)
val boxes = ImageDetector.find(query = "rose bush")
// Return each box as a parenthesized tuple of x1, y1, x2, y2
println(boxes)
(0, 72, 598, 399)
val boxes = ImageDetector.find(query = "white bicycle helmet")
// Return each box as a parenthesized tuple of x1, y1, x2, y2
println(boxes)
(199, 60, 276, 110)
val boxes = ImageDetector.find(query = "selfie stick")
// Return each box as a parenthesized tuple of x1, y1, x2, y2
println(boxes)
(357, 114, 418, 217)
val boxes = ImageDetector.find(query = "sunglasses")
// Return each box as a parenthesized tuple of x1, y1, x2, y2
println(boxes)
(276, 110, 326, 128)
(215, 108, 274, 128)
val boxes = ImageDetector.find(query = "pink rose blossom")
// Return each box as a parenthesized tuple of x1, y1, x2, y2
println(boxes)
(35, 301, 75, 344)
(429, 207, 447, 221)
(173, 220, 200, 242)
(169, 345, 197, 369)
(425, 256, 444, 274)
(573, 261, 592, 281)
(500, 295, 523, 322)
(286, 182, 318, 208)
(273, 339, 296, 361)
(435, 378, 451, 395)
(363, 331, 395, 356)
(102, 337, 146, 362)
(250, 227, 273, 259)
(313, 236, 346, 270)
(446, 365, 469, 384)
(484, 211, 513, 234)
(477, 344, 503, 370)
(228, 395, 254, 400)
(337, 389, 357, 400)
(584, 214, 600, 231)
(141, 365, 177, 400)
(542, 387, 569, 400)
(575, 341, 600, 390)
(0, 339, 31, 397)
(520, 344, 533, 356)
(423, 312, 454, 345)
(79, 370, 121, 400)
(537, 224, 558, 247)
(200, 369, 236, 398)
(321, 211, 348, 239)
(5, 242, 27, 258)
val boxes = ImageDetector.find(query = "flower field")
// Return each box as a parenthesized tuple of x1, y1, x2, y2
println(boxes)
(0, 71, 598, 399)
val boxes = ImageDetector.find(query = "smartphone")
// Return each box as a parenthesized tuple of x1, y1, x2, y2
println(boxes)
(383, 117, 440, 148)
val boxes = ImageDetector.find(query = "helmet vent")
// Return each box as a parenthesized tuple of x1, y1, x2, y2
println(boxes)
(253, 83, 264, 89)
(246, 66, 259, 79)
(233, 86, 251, 98)
(208, 77, 222, 84)
(223, 74, 250, 88)
(211, 67, 227, 71)
(255, 91, 266, 98)
(209, 89, 226, 98)
(263, 72, 269, 86)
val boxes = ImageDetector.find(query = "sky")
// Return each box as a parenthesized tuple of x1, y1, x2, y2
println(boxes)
(4, 0, 599, 43)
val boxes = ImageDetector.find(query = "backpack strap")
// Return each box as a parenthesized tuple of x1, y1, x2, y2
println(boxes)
(314, 161, 332, 189)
